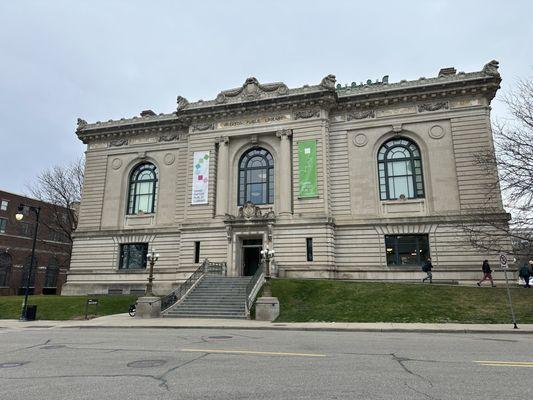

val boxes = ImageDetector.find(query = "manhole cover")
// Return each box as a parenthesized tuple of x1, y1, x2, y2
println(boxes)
(41, 345, 66, 350)
(127, 360, 167, 368)
(207, 336, 233, 339)
(0, 362, 25, 368)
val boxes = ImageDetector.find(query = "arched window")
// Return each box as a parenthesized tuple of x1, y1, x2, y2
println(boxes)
(44, 258, 59, 288)
(21, 255, 36, 288)
(238, 148, 274, 205)
(0, 253, 12, 287)
(127, 163, 158, 214)
(378, 138, 424, 200)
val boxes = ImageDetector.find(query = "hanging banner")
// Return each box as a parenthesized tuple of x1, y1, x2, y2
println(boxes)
(191, 151, 210, 204)
(298, 140, 318, 198)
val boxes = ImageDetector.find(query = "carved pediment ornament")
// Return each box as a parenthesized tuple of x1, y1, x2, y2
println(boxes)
(176, 96, 189, 110)
(294, 109, 320, 120)
(236, 201, 276, 220)
(192, 122, 215, 132)
(215, 77, 289, 104)
(320, 74, 336, 90)
(109, 138, 128, 147)
(159, 134, 178, 142)
(76, 118, 87, 132)
(482, 60, 500, 77)
(347, 110, 375, 121)
(417, 102, 449, 113)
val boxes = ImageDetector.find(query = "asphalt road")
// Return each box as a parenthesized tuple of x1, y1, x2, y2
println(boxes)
(0, 327, 532, 399)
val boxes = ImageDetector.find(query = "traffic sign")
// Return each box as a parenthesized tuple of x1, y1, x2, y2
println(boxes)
(500, 253, 508, 268)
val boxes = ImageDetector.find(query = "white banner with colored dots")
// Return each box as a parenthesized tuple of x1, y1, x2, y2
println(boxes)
(191, 151, 210, 205)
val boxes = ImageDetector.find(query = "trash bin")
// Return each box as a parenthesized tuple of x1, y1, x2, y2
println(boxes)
(25, 305, 37, 321)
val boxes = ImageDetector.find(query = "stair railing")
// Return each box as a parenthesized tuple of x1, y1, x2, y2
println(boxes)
(161, 259, 208, 312)
(245, 262, 265, 318)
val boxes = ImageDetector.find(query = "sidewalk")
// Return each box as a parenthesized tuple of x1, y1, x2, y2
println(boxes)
(1, 314, 532, 334)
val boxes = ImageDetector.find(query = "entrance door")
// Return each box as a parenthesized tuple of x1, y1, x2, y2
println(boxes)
(242, 239, 262, 276)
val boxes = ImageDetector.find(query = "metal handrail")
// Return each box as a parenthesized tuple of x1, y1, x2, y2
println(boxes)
(160, 259, 228, 312)
(245, 262, 265, 315)
(160, 259, 207, 311)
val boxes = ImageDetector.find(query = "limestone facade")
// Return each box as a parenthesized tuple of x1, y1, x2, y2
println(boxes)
(63, 61, 508, 295)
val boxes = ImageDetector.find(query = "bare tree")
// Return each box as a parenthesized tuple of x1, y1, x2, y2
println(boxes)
(27, 157, 84, 243)
(463, 77, 533, 263)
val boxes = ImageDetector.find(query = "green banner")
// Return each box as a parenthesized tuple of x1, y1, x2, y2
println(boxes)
(298, 140, 318, 198)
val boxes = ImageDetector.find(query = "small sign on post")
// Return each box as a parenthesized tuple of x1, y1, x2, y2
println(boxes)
(499, 253, 518, 329)
(84, 298, 99, 320)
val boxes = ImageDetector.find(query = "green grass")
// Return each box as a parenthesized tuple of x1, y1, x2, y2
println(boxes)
(0, 295, 138, 320)
(269, 279, 533, 324)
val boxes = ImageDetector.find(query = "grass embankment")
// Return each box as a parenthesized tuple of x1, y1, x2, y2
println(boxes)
(270, 280, 533, 324)
(0, 295, 137, 320)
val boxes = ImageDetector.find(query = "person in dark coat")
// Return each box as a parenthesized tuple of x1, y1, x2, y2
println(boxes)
(422, 258, 433, 283)
(477, 260, 495, 287)
(519, 262, 531, 288)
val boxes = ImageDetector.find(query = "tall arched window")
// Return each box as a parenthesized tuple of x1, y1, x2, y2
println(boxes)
(0, 253, 12, 287)
(127, 163, 158, 214)
(238, 148, 274, 205)
(378, 138, 424, 200)
(44, 258, 59, 288)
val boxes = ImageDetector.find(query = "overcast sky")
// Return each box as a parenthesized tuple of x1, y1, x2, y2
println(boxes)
(1, 0, 531, 195)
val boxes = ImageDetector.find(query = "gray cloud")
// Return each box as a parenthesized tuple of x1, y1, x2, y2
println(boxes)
(0, 0, 531, 193)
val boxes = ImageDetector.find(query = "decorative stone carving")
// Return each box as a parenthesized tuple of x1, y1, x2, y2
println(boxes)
(215, 77, 289, 104)
(136, 151, 147, 160)
(250, 135, 258, 145)
(159, 134, 178, 142)
(215, 136, 229, 145)
(294, 110, 320, 120)
(347, 110, 375, 121)
(176, 96, 189, 110)
(482, 60, 500, 77)
(163, 153, 175, 165)
(276, 128, 293, 139)
(140, 110, 156, 117)
(109, 138, 128, 147)
(111, 158, 122, 170)
(392, 124, 402, 133)
(192, 122, 215, 132)
(352, 133, 368, 147)
(417, 102, 449, 113)
(230, 202, 276, 220)
(320, 74, 336, 90)
(76, 118, 87, 131)
(429, 124, 446, 139)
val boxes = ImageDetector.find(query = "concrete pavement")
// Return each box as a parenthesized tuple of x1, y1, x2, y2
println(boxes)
(1, 313, 532, 334)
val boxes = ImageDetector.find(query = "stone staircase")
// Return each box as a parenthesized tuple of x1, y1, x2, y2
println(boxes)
(163, 276, 252, 319)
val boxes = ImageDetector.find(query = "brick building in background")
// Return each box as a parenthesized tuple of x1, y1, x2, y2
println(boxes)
(0, 190, 73, 295)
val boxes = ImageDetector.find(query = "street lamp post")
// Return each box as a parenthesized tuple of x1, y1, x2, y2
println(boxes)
(15, 204, 41, 321)
(260, 247, 275, 297)
(145, 248, 159, 297)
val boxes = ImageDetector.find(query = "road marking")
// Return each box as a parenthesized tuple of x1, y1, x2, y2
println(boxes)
(475, 361, 533, 368)
(181, 348, 326, 358)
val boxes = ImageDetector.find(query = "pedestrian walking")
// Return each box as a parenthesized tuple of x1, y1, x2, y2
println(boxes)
(518, 262, 531, 288)
(422, 258, 433, 283)
(477, 259, 495, 287)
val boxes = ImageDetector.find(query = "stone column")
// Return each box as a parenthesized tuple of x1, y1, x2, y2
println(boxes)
(215, 136, 230, 217)
(276, 129, 293, 217)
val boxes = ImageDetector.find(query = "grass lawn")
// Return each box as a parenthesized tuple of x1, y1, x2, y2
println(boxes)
(270, 279, 533, 324)
(0, 295, 138, 320)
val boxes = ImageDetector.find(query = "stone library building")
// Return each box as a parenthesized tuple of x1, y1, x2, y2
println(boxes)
(63, 60, 507, 295)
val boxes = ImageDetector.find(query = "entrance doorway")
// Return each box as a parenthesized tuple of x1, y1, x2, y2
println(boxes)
(242, 238, 262, 276)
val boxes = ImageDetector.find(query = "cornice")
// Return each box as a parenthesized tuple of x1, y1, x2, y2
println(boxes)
(75, 61, 501, 142)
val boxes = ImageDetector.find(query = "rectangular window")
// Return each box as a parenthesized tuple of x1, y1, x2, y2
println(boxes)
(20, 222, 33, 238)
(0, 200, 8, 211)
(0, 218, 7, 233)
(306, 238, 313, 262)
(119, 243, 148, 270)
(385, 235, 429, 266)
(194, 241, 200, 264)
